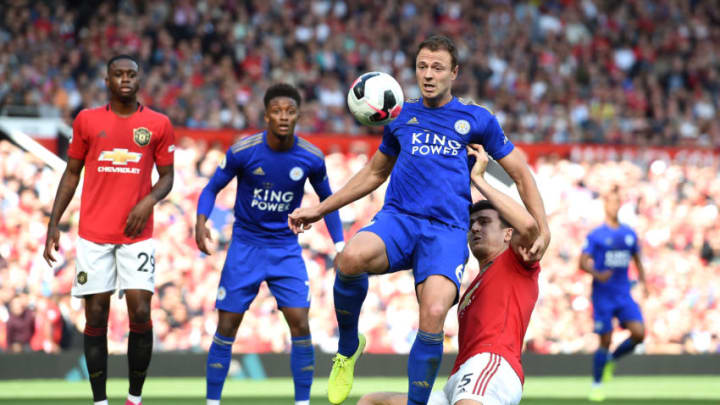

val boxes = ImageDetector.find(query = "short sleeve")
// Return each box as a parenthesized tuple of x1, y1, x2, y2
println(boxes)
(309, 159, 328, 185)
(67, 111, 89, 160)
(582, 234, 594, 255)
(154, 118, 175, 166)
(219, 147, 243, 176)
(378, 125, 400, 157)
(631, 230, 640, 255)
(472, 114, 514, 161)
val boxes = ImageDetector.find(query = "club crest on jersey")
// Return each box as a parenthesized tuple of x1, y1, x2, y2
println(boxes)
(217, 286, 226, 301)
(454, 119, 470, 135)
(133, 127, 152, 147)
(77, 271, 88, 285)
(625, 235, 634, 246)
(289, 166, 304, 181)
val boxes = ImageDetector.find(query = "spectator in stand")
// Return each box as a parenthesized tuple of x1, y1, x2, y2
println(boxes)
(6, 294, 35, 352)
(2, 1, 720, 146)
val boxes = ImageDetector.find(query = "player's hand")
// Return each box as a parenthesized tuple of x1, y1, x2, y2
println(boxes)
(525, 230, 550, 262)
(124, 198, 154, 238)
(43, 224, 60, 267)
(195, 218, 213, 255)
(467, 144, 489, 180)
(594, 270, 613, 283)
(288, 206, 324, 234)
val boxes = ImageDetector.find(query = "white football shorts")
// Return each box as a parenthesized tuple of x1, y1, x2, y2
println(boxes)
(428, 352, 522, 405)
(72, 237, 156, 298)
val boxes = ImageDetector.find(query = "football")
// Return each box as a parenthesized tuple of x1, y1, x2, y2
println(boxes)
(347, 71, 404, 126)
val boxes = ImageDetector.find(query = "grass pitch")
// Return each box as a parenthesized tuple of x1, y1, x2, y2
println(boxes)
(0, 375, 718, 404)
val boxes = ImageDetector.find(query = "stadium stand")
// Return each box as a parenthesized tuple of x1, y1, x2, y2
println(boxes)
(1, 138, 719, 355)
(1, 0, 719, 145)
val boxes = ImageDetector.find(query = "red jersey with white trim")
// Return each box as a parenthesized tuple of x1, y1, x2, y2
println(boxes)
(451, 247, 540, 384)
(67, 104, 175, 244)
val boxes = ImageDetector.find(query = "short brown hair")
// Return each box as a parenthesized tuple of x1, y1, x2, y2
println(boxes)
(470, 200, 511, 229)
(416, 35, 458, 69)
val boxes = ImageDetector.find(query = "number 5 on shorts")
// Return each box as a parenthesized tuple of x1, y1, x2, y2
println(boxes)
(137, 252, 155, 273)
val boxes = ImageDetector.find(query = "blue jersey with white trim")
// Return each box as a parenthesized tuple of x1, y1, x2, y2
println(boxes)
(582, 223, 640, 296)
(198, 132, 342, 246)
(380, 97, 514, 229)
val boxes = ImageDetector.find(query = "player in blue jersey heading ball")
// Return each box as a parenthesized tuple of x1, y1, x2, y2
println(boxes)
(289, 35, 551, 405)
(580, 188, 648, 402)
(196, 83, 344, 405)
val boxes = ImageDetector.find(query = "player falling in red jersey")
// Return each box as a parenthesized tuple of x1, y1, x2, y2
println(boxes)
(359, 145, 542, 405)
(43, 55, 174, 405)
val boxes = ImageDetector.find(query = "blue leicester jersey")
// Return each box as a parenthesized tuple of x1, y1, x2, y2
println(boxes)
(198, 132, 343, 246)
(379, 97, 514, 229)
(582, 224, 640, 295)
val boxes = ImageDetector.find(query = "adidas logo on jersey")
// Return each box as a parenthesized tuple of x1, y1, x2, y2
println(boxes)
(407, 117, 419, 124)
(252, 167, 266, 175)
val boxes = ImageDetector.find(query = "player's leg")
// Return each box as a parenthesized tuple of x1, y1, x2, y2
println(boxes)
(590, 328, 612, 402)
(206, 309, 245, 405)
(409, 275, 456, 405)
(84, 292, 113, 405)
(613, 297, 645, 361)
(281, 307, 314, 405)
(116, 239, 157, 405)
(124, 289, 153, 405)
(206, 239, 262, 405)
(334, 231, 388, 356)
(73, 237, 117, 405)
(357, 392, 412, 405)
(409, 221, 467, 405)
(269, 243, 315, 405)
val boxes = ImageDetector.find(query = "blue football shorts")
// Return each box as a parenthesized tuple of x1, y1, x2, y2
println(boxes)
(592, 291, 644, 334)
(360, 210, 469, 297)
(215, 238, 309, 313)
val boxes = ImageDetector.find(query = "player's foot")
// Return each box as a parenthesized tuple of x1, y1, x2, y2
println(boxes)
(328, 334, 366, 404)
(125, 401, 141, 405)
(588, 385, 606, 402)
(602, 360, 616, 382)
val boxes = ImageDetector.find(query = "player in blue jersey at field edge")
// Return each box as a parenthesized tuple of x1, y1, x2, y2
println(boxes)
(580, 188, 648, 402)
(195, 83, 344, 405)
(289, 35, 551, 405)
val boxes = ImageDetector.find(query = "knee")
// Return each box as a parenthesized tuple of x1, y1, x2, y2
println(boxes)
(420, 303, 450, 330)
(337, 248, 366, 276)
(289, 323, 311, 337)
(129, 305, 151, 324)
(631, 328, 645, 343)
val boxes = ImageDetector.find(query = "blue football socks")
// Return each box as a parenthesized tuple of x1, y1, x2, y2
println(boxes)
(333, 271, 368, 357)
(593, 348, 609, 383)
(206, 332, 234, 400)
(290, 335, 314, 402)
(612, 337, 638, 360)
(407, 330, 444, 405)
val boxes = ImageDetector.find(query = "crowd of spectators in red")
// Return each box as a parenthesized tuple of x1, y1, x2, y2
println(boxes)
(2, 137, 719, 355)
(2, 0, 720, 145)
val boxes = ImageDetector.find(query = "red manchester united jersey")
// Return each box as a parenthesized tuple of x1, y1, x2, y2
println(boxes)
(67, 104, 175, 244)
(452, 247, 540, 384)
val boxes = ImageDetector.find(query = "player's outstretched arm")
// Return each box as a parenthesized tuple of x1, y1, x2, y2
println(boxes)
(44, 157, 85, 266)
(124, 163, 174, 238)
(495, 147, 550, 261)
(468, 145, 539, 262)
(288, 149, 396, 234)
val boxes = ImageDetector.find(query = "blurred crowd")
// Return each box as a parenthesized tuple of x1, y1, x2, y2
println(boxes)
(1, 137, 719, 355)
(2, 0, 720, 145)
